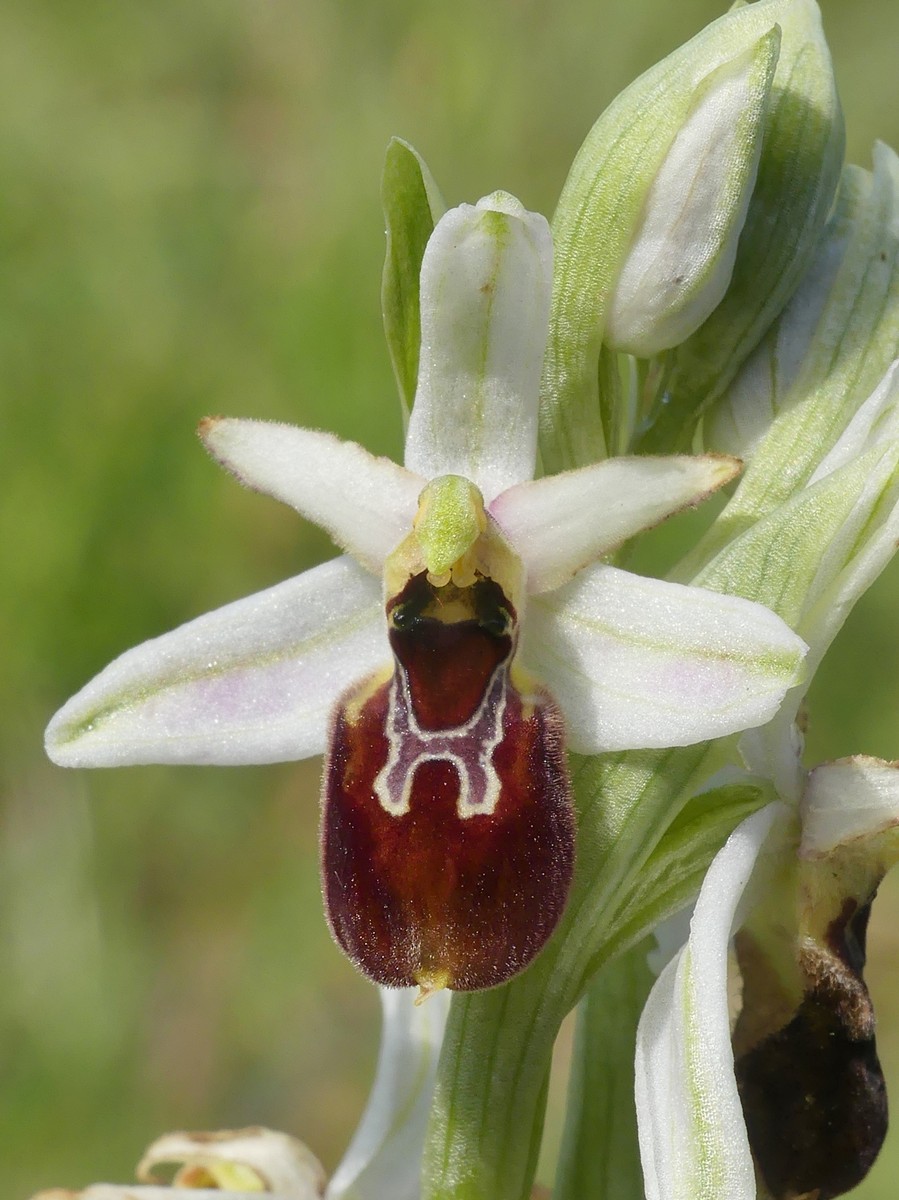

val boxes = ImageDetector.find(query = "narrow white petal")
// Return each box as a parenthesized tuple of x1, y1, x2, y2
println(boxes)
(635, 804, 781, 1200)
(525, 564, 806, 754)
(45, 557, 385, 767)
(404, 193, 553, 500)
(489, 454, 739, 593)
(801, 756, 899, 858)
(326, 987, 450, 1200)
(201, 418, 425, 574)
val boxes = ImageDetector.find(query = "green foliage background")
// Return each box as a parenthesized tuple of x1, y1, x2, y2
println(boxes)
(3, 1, 899, 1196)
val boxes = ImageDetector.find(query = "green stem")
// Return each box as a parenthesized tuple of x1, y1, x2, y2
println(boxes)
(421, 743, 725, 1200)
(555, 940, 654, 1200)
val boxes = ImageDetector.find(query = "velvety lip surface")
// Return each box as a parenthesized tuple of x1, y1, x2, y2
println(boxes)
(322, 572, 575, 991)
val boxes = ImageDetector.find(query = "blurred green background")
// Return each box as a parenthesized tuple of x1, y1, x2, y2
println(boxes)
(4, 0, 899, 1195)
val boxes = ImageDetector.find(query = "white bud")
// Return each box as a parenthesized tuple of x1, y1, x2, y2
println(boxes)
(605, 31, 778, 357)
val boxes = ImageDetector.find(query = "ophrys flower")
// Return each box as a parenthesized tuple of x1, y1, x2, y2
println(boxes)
(45, 192, 807, 993)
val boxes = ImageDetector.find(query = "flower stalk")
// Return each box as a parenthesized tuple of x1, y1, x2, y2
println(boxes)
(553, 941, 655, 1200)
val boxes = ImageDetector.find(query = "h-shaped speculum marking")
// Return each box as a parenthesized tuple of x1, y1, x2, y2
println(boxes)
(373, 659, 509, 819)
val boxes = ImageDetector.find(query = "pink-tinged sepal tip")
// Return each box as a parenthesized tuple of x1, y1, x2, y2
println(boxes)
(321, 571, 575, 991)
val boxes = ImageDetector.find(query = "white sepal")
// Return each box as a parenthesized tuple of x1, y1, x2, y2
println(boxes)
(635, 804, 781, 1200)
(326, 987, 450, 1200)
(404, 194, 552, 500)
(801, 756, 899, 858)
(525, 564, 807, 754)
(45, 557, 385, 767)
(201, 419, 425, 574)
(489, 454, 739, 593)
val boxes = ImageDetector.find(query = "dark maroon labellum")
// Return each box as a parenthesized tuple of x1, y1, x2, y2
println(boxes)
(321, 572, 575, 992)
(736, 900, 888, 1200)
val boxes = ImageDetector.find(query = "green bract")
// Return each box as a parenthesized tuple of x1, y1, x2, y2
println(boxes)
(704, 143, 899, 522)
(540, 0, 842, 471)
(642, 0, 844, 452)
(381, 138, 446, 421)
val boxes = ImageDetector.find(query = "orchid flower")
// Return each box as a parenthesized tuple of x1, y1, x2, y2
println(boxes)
(38, 0, 899, 1198)
(631, 178, 899, 1198)
(45, 190, 806, 996)
(32, 988, 447, 1200)
(30, 1125, 326, 1200)
(636, 745, 899, 1200)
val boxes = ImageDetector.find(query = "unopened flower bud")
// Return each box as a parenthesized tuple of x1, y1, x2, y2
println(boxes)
(641, 0, 844, 451)
(604, 31, 778, 357)
(543, 0, 833, 469)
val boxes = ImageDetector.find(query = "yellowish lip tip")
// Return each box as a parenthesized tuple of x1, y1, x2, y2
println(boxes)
(414, 968, 452, 1004)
